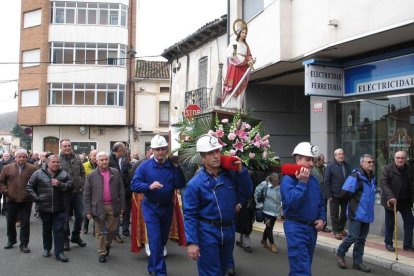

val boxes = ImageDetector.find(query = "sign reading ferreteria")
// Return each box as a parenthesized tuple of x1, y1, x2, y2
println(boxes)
(304, 63, 343, 97)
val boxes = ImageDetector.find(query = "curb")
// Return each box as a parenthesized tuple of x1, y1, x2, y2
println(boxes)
(253, 225, 413, 276)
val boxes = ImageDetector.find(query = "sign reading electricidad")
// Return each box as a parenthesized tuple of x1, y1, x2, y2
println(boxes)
(303, 61, 344, 97)
(344, 53, 414, 96)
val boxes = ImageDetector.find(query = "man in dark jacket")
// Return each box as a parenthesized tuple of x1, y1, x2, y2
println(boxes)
(59, 139, 86, 250)
(380, 150, 414, 252)
(84, 152, 125, 263)
(27, 155, 73, 262)
(109, 142, 131, 240)
(0, 148, 37, 253)
(324, 148, 351, 240)
(0, 151, 12, 215)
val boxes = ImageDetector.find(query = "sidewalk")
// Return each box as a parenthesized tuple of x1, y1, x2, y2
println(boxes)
(253, 221, 414, 275)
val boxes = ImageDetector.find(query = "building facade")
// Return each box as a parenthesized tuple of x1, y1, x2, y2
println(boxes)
(132, 60, 170, 159)
(18, 0, 136, 154)
(228, 0, 414, 236)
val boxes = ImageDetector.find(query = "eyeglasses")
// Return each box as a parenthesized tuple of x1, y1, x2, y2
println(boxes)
(395, 157, 406, 160)
(154, 147, 167, 152)
(365, 160, 375, 164)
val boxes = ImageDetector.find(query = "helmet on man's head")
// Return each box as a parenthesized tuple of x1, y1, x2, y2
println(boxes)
(292, 142, 319, 158)
(196, 134, 222, 153)
(150, 135, 168, 149)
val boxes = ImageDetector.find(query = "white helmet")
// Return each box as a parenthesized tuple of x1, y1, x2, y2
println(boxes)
(196, 134, 222, 153)
(150, 135, 168, 149)
(292, 142, 319, 158)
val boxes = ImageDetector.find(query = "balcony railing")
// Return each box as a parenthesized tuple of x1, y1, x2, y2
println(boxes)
(184, 87, 212, 111)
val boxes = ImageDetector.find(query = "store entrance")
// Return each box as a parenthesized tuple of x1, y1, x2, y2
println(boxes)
(337, 93, 414, 177)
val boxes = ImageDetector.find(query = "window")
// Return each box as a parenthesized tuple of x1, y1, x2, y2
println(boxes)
(50, 2, 127, 27)
(159, 101, 170, 126)
(22, 49, 41, 67)
(49, 83, 125, 106)
(21, 90, 39, 107)
(243, 0, 264, 22)
(24, 9, 41, 28)
(50, 42, 127, 67)
(198, 57, 208, 88)
(160, 87, 170, 93)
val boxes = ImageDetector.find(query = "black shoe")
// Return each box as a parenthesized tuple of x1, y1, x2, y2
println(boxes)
(243, 246, 252, 253)
(336, 255, 347, 269)
(98, 255, 107, 263)
(385, 244, 396, 252)
(353, 263, 371, 273)
(149, 272, 156, 276)
(105, 245, 110, 257)
(4, 241, 16, 249)
(70, 237, 86, 247)
(20, 244, 30, 253)
(235, 241, 242, 247)
(56, 253, 69, 262)
(43, 250, 51, 257)
(403, 245, 414, 251)
(83, 226, 88, 234)
(63, 241, 70, 251)
(122, 231, 130, 237)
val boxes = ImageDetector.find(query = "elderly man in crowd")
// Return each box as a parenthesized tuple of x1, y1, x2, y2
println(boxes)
(84, 152, 125, 263)
(83, 149, 98, 234)
(0, 148, 37, 253)
(27, 155, 73, 262)
(380, 150, 414, 252)
(59, 139, 87, 251)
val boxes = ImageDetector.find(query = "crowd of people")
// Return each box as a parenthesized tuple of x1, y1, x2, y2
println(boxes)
(0, 135, 413, 276)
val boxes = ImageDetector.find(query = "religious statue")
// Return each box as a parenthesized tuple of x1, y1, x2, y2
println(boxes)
(222, 19, 255, 109)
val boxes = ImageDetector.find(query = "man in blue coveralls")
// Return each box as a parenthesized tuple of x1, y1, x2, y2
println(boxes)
(184, 134, 253, 276)
(281, 142, 326, 276)
(131, 134, 185, 276)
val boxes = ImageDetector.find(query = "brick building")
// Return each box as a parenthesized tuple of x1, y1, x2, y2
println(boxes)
(18, 0, 136, 154)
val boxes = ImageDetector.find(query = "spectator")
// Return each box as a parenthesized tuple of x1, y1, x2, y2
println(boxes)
(254, 173, 282, 253)
(26, 155, 73, 262)
(311, 154, 331, 233)
(0, 148, 37, 253)
(336, 154, 376, 272)
(380, 150, 414, 252)
(83, 149, 98, 234)
(59, 139, 86, 251)
(84, 152, 125, 263)
(0, 151, 12, 215)
(324, 148, 351, 240)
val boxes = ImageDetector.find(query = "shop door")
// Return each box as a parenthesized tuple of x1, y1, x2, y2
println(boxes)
(44, 137, 59, 154)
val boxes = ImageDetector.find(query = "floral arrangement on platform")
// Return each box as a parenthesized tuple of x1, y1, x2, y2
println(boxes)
(175, 111, 279, 171)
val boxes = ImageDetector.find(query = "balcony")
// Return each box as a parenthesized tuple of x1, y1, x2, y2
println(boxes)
(184, 87, 212, 110)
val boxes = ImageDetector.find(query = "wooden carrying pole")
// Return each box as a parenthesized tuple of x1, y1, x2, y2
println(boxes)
(394, 204, 399, 261)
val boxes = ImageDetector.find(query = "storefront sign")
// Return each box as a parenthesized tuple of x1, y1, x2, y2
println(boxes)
(304, 64, 344, 97)
(344, 53, 414, 96)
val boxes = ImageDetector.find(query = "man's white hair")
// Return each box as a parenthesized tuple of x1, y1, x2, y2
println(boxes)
(15, 148, 28, 156)
(96, 151, 109, 159)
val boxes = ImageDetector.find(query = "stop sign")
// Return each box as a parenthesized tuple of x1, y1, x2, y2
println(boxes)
(183, 104, 202, 119)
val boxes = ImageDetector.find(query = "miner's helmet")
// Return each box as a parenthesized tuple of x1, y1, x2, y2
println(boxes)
(292, 142, 319, 158)
(196, 134, 222, 153)
(150, 134, 168, 149)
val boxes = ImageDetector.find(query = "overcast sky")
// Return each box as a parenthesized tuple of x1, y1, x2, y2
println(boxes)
(0, 0, 227, 114)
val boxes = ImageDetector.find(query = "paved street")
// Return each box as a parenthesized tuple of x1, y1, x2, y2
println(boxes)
(0, 213, 403, 276)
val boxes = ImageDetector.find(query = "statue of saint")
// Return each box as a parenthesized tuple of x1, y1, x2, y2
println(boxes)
(222, 19, 255, 109)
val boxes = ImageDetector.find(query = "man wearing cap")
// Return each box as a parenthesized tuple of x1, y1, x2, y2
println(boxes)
(281, 142, 326, 276)
(131, 134, 185, 276)
(184, 134, 253, 276)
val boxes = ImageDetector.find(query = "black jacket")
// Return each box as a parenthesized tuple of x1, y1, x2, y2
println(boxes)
(324, 160, 351, 198)
(27, 167, 73, 213)
(109, 153, 131, 192)
(380, 163, 414, 210)
(59, 153, 85, 193)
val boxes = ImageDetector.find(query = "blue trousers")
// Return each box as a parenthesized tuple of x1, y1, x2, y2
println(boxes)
(142, 200, 173, 276)
(41, 211, 66, 256)
(337, 218, 370, 265)
(197, 222, 235, 276)
(384, 206, 414, 248)
(284, 220, 317, 276)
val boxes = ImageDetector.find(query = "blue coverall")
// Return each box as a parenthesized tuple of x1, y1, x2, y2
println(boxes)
(184, 167, 253, 276)
(131, 158, 185, 276)
(281, 174, 326, 276)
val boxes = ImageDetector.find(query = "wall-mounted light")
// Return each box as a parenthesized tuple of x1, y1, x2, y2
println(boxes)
(328, 19, 339, 27)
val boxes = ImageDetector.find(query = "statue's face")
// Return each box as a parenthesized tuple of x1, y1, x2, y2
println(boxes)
(240, 29, 247, 40)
